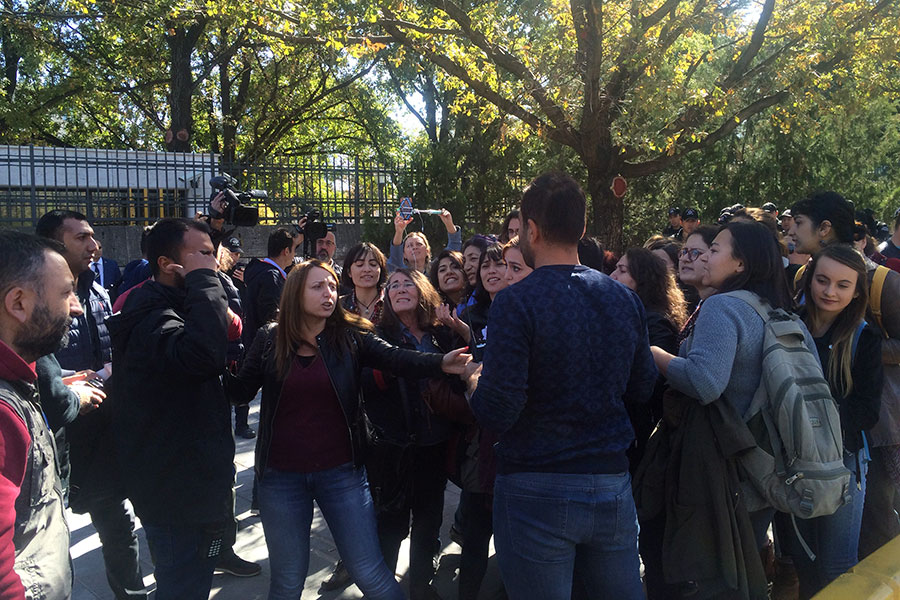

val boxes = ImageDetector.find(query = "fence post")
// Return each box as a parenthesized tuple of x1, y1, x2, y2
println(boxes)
(354, 157, 360, 225)
(29, 145, 38, 228)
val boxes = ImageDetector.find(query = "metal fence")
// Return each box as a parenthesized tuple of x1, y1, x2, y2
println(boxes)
(0, 145, 421, 228)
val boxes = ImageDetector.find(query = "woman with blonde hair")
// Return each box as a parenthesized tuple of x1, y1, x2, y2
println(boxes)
(790, 243, 882, 597)
(228, 260, 469, 600)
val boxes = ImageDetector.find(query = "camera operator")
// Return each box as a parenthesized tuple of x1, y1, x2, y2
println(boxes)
(241, 227, 301, 348)
(108, 218, 233, 600)
(315, 227, 342, 280)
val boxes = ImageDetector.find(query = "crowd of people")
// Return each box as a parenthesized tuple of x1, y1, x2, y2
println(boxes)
(0, 172, 899, 600)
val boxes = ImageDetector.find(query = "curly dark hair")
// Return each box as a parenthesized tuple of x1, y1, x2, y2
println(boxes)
(624, 248, 687, 328)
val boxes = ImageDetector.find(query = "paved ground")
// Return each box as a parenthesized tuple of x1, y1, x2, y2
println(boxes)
(69, 403, 504, 600)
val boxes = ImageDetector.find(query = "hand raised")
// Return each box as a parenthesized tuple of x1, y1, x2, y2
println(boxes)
(394, 212, 413, 233)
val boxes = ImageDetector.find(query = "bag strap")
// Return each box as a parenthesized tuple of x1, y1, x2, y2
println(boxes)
(851, 321, 867, 363)
(720, 290, 772, 322)
(870, 265, 889, 336)
(794, 264, 807, 289)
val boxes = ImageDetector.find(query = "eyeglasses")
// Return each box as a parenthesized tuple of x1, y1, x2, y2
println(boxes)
(387, 281, 416, 291)
(679, 248, 705, 262)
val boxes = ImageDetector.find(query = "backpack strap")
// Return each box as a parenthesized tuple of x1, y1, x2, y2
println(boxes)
(851, 321, 867, 363)
(870, 265, 889, 336)
(721, 289, 772, 321)
(793, 264, 806, 290)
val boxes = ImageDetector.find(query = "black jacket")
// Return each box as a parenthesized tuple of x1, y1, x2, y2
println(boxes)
(363, 324, 464, 447)
(241, 258, 285, 347)
(227, 323, 445, 480)
(107, 270, 233, 525)
(633, 398, 768, 600)
(53, 269, 119, 512)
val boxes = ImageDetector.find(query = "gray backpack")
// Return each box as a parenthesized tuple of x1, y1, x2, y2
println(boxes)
(724, 291, 851, 522)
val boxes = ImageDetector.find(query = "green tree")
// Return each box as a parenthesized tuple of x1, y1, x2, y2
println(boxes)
(374, 0, 897, 249)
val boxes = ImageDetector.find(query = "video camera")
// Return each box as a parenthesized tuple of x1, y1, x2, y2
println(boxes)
(295, 207, 332, 258)
(209, 173, 263, 227)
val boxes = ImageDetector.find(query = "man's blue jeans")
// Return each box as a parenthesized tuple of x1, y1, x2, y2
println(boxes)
(492, 470, 643, 600)
(142, 522, 222, 600)
(258, 463, 404, 600)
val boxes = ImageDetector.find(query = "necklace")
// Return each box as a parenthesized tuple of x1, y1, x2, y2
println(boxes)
(356, 291, 378, 315)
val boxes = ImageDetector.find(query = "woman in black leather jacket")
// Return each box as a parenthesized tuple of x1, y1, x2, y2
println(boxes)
(227, 260, 469, 600)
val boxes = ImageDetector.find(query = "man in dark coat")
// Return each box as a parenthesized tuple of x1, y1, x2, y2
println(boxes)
(240, 227, 300, 347)
(36, 209, 147, 600)
(90, 240, 123, 300)
(108, 218, 234, 600)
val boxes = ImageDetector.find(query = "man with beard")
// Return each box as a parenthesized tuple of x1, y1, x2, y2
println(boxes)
(107, 218, 232, 600)
(36, 210, 148, 600)
(315, 227, 342, 279)
(0, 230, 81, 599)
(463, 172, 657, 600)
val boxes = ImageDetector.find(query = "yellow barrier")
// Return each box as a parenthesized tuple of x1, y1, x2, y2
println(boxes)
(814, 536, 900, 599)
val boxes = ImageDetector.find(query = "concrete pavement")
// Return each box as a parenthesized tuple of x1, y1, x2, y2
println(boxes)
(68, 403, 504, 600)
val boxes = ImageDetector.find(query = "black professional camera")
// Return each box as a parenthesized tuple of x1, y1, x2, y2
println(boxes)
(209, 174, 263, 227)
(296, 207, 331, 258)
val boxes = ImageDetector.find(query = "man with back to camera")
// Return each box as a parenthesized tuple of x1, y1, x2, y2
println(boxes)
(463, 172, 658, 599)
(35, 209, 147, 600)
(107, 218, 233, 599)
(0, 231, 82, 600)
(241, 227, 301, 347)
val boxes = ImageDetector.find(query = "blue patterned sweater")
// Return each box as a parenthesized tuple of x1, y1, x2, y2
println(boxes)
(470, 265, 658, 474)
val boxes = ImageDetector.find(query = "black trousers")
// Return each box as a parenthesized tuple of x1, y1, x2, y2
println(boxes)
(86, 493, 147, 599)
(374, 442, 448, 600)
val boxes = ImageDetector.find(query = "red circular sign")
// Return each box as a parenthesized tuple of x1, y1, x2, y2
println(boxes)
(610, 176, 627, 199)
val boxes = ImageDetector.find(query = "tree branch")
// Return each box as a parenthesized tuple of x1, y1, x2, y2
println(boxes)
(422, 0, 577, 142)
(622, 90, 789, 177)
(381, 15, 574, 147)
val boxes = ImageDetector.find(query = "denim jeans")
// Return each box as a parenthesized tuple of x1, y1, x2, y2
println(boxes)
(793, 451, 867, 598)
(492, 470, 643, 600)
(143, 522, 223, 600)
(258, 463, 404, 600)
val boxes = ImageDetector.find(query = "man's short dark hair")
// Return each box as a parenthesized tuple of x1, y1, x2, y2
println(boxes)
(0, 230, 67, 296)
(267, 227, 296, 258)
(520, 172, 586, 245)
(790, 191, 855, 244)
(35, 209, 89, 241)
(146, 218, 211, 277)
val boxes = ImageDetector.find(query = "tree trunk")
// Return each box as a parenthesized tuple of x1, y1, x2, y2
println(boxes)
(587, 167, 624, 254)
(164, 21, 206, 152)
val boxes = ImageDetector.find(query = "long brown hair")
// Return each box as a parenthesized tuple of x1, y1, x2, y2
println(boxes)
(381, 268, 442, 337)
(802, 244, 869, 398)
(275, 260, 373, 377)
(624, 248, 687, 329)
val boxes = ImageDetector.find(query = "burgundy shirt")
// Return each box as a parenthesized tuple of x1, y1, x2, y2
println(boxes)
(267, 354, 353, 472)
